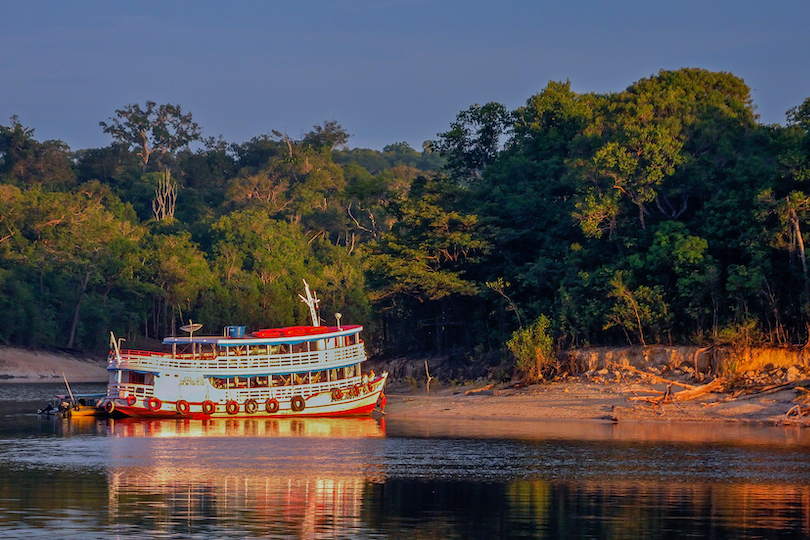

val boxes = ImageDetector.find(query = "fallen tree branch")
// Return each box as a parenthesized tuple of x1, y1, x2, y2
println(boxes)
(609, 362, 698, 390)
(465, 383, 494, 396)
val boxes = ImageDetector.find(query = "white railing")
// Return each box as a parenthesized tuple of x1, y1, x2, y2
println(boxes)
(105, 376, 377, 402)
(235, 375, 368, 401)
(108, 343, 366, 375)
(106, 383, 154, 399)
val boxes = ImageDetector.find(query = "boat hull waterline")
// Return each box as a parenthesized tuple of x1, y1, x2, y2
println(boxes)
(104, 373, 387, 418)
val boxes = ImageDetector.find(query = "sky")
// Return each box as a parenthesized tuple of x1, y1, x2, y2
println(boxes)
(3, 0, 809, 152)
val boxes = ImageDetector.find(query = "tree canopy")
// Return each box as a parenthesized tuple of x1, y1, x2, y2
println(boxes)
(1, 72, 809, 368)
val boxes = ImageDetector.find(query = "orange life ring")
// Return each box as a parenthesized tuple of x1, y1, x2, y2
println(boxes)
(265, 398, 279, 413)
(176, 400, 190, 416)
(104, 401, 115, 414)
(147, 397, 162, 411)
(291, 395, 306, 412)
(331, 388, 343, 401)
(126, 395, 136, 406)
(226, 400, 239, 415)
(244, 398, 258, 414)
(202, 400, 216, 415)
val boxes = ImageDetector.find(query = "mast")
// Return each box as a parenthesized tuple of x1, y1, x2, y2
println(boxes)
(299, 279, 321, 326)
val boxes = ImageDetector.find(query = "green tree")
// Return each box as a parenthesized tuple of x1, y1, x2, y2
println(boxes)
(100, 101, 203, 170)
(435, 102, 512, 183)
(0, 116, 76, 189)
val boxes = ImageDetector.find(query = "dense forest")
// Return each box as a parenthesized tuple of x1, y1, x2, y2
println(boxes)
(2, 68, 810, 371)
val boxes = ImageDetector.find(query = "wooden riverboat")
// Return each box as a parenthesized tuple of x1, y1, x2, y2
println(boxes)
(98, 282, 387, 418)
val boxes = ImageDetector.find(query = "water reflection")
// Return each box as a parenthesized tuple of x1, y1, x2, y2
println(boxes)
(104, 415, 386, 439)
(2, 392, 810, 539)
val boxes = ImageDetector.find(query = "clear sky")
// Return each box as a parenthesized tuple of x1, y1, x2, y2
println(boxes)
(3, 0, 809, 152)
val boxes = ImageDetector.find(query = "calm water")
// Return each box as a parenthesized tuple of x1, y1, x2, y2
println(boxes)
(1, 383, 809, 539)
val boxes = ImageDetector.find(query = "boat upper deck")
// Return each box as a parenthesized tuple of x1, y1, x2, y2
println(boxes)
(108, 325, 367, 376)
(162, 325, 362, 347)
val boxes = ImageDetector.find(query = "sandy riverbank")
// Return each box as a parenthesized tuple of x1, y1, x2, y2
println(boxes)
(382, 377, 808, 426)
(0, 347, 108, 383)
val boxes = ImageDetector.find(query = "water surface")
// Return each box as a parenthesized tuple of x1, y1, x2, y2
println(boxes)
(1, 382, 809, 539)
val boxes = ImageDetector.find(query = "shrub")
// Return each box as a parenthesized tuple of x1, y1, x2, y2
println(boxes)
(507, 315, 555, 383)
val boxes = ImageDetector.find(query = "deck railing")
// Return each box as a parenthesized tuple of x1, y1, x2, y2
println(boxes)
(106, 383, 155, 399)
(108, 343, 366, 375)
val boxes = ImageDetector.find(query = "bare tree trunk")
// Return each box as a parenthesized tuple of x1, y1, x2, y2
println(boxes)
(789, 207, 810, 324)
(66, 270, 91, 349)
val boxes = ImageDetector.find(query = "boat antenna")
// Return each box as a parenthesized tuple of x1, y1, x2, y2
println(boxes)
(299, 279, 321, 326)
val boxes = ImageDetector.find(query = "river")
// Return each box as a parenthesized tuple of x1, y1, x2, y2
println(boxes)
(1, 382, 809, 539)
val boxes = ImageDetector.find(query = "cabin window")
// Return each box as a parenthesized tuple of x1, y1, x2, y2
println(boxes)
(128, 371, 146, 385)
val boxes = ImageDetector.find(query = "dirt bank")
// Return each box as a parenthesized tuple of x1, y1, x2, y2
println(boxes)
(0, 347, 107, 383)
(382, 368, 810, 426)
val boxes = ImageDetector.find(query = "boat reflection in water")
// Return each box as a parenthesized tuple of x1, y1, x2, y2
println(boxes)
(98, 416, 386, 538)
(105, 415, 386, 439)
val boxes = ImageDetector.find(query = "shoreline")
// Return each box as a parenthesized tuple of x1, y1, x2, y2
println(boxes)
(0, 347, 107, 384)
(1, 346, 807, 428)
(381, 377, 808, 427)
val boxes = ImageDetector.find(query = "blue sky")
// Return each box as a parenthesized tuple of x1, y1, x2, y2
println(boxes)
(3, 0, 809, 151)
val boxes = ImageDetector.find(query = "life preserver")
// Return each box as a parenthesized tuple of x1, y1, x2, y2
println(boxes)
(265, 398, 280, 413)
(367, 382, 373, 394)
(290, 395, 306, 412)
(202, 400, 216, 415)
(176, 400, 190, 416)
(331, 388, 343, 401)
(126, 395, 136, 406)
(354, 385, 362, 397)
(226, 400, 239, 415)
(147, 397, 162, 411)
(105, 401, 115, 414)
(244, 398, 258, 414)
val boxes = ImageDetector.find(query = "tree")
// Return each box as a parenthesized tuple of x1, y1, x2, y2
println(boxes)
(435, 102, 512, 183)
(0, 116, 76, 189)
(302, 120, 350, 151)
(100, 101, 202, 170)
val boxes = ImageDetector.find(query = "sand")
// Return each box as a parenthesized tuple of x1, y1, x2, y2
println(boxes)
(382, 378, 808, 426)
(0, 347, 108, 383)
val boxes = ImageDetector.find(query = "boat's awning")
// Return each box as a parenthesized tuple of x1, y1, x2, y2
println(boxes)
(163, 325, 363, 347)
(55, 393, 105, 399)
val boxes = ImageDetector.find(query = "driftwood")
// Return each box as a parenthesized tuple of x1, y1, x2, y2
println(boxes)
(718, 379, 810, 402)
(624, 375, 724, 416)
(784, 387, 810, 424)
(609, 362, 697, 390)
(465, 383, 494, 396)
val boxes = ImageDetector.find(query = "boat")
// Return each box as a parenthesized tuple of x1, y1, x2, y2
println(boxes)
(37, 373, 105, 417)
(54, 393, 106, 417)
(98, 281, 387, 418)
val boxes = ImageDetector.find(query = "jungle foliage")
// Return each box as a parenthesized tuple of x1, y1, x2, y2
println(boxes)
(2, 68, 810, 370)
